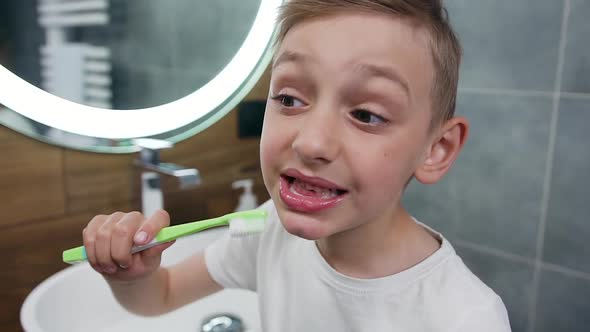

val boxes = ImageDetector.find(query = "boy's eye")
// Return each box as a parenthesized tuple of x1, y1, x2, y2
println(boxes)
(350, 109, 387, 125)
(272, 94, 305, 108)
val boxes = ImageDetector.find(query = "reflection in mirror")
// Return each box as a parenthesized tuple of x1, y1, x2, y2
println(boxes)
(0, 0, 261, 110)
(0, 0, 280, 152)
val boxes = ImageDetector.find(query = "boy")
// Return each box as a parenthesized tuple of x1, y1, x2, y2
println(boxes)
(82, 0, 512, 330)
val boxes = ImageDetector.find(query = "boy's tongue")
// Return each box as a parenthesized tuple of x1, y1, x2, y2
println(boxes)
(291, 178, 339, 198)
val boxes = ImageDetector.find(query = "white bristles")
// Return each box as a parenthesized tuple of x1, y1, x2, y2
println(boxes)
(228, 217, 266, 237)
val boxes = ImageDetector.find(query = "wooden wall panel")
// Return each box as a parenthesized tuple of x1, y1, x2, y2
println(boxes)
(64, 150, 135, 214)
(0, 122, 22, 141)
(0, 129, 65, 227)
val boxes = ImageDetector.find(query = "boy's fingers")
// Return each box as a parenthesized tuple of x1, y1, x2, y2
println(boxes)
(83, 214, 108, 272)
(134, 209, 170, 245)
(111, 212, 144, 269)
(82, 227, 99, 272)
(95, 212, 124, 273)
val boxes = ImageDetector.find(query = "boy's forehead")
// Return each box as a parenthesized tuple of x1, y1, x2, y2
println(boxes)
(275, 12, 432, 65)
(279, 11, 431, 45)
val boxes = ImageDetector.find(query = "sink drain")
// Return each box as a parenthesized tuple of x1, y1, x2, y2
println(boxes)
(201, 313, 244, 332)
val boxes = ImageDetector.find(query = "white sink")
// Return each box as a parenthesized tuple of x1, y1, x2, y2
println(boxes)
(21, 227, 260, 332)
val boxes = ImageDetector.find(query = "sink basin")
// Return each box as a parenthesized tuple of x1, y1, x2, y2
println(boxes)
(21, 227, 260, 332)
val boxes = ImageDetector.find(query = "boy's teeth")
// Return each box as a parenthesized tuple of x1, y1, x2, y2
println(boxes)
(291, 178, 339, 198)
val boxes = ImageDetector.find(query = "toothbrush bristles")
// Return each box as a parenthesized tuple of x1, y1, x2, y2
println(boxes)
(229, 217, 266, 237)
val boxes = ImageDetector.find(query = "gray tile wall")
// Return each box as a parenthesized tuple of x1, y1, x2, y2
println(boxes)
(404, 1, 590, 331)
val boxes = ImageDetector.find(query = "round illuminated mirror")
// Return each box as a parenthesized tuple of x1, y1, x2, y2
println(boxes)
(0, 0, 281, 153)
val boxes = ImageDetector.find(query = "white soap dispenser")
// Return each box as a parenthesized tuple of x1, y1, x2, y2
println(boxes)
(232, 179, 258, 212)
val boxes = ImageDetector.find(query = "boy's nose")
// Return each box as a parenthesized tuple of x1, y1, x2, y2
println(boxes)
(291, 109, 340, 165)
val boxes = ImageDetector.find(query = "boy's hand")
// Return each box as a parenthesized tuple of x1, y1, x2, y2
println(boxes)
(82, 209, 175, 282)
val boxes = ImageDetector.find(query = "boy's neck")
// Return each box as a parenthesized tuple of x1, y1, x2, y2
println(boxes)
(315, 206, 440, 279)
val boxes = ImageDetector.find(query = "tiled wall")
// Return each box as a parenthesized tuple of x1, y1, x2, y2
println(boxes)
(404, 1, 590, 331)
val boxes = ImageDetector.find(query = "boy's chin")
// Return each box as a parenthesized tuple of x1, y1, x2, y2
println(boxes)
(279, 212, 330, 241)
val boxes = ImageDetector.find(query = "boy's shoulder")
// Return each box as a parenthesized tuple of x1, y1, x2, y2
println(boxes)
(421, 244, 499, 304)
(407, 224, 510, 330)
(410, 222, 499, 303)
(422, 256, 511, 330)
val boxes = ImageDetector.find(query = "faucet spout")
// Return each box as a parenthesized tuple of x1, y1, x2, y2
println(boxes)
(134, 160, 201, 189)
(133, 138, 201, 216)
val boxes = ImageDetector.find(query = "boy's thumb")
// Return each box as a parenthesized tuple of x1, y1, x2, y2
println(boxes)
(134, 209, 170, 245)
(133, 230, 150, 244)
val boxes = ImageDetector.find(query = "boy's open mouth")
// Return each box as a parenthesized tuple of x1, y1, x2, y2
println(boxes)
(279, 171, 348, 213)
(283, 175, 348, 198)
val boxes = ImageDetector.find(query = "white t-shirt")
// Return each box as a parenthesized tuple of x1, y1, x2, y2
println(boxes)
(205, 200, 512, 331)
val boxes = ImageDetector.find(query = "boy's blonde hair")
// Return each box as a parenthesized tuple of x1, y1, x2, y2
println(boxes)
(275, 0, 462, 128)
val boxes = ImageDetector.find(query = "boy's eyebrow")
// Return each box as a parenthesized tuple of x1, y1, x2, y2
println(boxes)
(353, 63, 410, 97)
(273, 50, 410, 97)
(272, 50, 310, 69)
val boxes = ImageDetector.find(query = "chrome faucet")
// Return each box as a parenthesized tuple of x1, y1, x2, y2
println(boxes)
(133, 138, 201, 217)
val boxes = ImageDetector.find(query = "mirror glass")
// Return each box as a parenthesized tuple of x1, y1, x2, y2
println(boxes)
(0, 0, 280, 152)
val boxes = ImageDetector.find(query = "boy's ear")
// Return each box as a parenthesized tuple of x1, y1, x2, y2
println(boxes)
(414, 117, 469, 184)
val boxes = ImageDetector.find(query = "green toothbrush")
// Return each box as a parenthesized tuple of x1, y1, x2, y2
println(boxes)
(62, 209, 267, 264)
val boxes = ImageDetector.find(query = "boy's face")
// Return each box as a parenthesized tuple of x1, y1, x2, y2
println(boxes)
(260, 12, 436, 240)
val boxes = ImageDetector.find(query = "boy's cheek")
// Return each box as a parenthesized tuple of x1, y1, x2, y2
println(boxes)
(259, 137, 278, 174)
(260, 107, 282, 143)
(260, 112, 290, 153)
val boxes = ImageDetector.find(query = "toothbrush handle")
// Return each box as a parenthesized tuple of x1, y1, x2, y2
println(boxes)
(63, 221, 219, 264)
(130, 239, 165, 254)
(63, 210, 264, 264)
(63, 239, 168, 264)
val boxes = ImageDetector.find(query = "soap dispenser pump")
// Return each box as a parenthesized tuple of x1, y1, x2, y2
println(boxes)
(232, 179, 258, 212)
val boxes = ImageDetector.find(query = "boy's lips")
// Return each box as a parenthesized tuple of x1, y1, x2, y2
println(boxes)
(278, 169, 348, 213)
